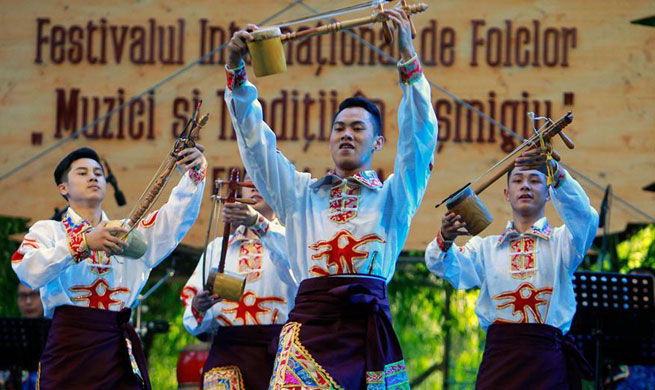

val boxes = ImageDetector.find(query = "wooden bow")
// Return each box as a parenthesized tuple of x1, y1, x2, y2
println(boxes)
(278, 2, 427, 44)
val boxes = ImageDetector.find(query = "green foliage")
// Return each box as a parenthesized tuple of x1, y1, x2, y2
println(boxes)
(140, 277, 197, 390)
(616, 225, 655, 272)
(0, 216, 30, 317)
(389, 262, 483, 389)
(584, 224, 655, 273)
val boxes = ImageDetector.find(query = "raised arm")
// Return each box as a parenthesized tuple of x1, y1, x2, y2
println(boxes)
(383, 8, 438, 223)
(549, 165, 599, 271)
(514, 149, 599, 272)
(136, 148, 206, 268)
(223, 28, 310, 222)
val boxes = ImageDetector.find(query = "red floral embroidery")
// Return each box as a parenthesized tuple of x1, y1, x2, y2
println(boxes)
(12, 238, 40, 264)
(238, 241, 264, 282)
(309, 230, 385, 276)
(328, 183, 361, 223)
(63, 214, 91, 263)
(493, 282, 553, 324)
(141, 211, 159, 228)
(250, 215, 269, 236)
(398, 55, 422, 85)
(180, 285, 198, 307)
(189, 164, 207, 185)
(226, 62, 248, 91)
(11, 250, 24, 264)
(88, 251, 112, 276)
(509, 237, 537, 279)
(69, 278, 129, 310)
(222, 290, 286, 325)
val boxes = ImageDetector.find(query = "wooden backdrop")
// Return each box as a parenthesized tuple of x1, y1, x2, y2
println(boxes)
(1, 0, 653, 250)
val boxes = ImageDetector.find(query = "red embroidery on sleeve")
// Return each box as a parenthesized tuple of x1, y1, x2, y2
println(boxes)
(180, 285, 198, 307)
(141, 211, 159, 228)
(189, 164, 207, 185)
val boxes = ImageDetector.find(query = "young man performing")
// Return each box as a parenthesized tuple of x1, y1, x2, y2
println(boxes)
(181, 180, 296, 390)
(223, 7, 438, 389)
(425, 148, 598, 390)
(12, 146, 206, 390)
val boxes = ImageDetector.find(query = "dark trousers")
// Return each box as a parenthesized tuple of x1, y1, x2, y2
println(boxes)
(476, 323, 591, 390)
(38, 305, 150, 390)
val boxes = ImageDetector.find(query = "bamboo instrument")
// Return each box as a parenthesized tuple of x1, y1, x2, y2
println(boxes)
(436, 111, 575, 235)
(106, 102, 209, 258)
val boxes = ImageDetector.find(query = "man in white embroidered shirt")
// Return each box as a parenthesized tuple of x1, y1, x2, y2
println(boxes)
(224, 7, 438, 390)
(425, 147, 598, 390)
(11, 146, 207, 390)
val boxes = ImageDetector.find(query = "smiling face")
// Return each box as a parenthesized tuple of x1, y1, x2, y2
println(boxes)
(504, 167, 550, 218)
(57, 158, 107, 205)
(329, 107, 384, 177)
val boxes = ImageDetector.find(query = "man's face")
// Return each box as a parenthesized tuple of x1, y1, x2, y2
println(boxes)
(17, 284, 43, 318)
(242, 174, 273, 216)
(58, 158, 107, 203)
(504, 168, 550, 216)
(329, 108, 384, 174)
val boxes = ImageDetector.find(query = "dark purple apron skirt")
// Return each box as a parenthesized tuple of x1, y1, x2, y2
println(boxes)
(284, 275, 406, 389)
(476, 323, 592, 390)
(38, 305, 150, 390)
(202, 324, 282, 390)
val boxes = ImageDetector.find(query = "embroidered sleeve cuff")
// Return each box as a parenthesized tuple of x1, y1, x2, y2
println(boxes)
(397, 54, 422, 85)
(436, 230, 453, 252)
(68, 230, 91, 263)
(225, 60, 248, 91)
(191, 305, 205, 324)
(188, 162, 207, 185)
(250, 214, 270, 237)
(551, 162, 566, 189)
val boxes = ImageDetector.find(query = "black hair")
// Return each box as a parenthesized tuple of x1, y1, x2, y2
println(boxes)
(54, 147, 102, 185)
(506, 164, 549, 185)
(332, 97, 382, 137)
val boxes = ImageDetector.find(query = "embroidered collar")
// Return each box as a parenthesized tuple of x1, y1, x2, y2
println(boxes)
(310, 170, 383, 190)
(496, 217, 552, 246)
(65, 207, 109, 227)
(226, 218, 283, 246)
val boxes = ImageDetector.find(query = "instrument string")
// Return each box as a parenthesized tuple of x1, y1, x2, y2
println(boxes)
(122, 151, 173, 231)
(529, 112, 556, 185)
(272, 0, 391, 28)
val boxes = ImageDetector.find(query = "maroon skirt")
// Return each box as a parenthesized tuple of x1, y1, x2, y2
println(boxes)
(476, 323, 592, 390)
(38, 305, 150, 390)
(271, 275, 409, 389)
(202, 324, 282, 390)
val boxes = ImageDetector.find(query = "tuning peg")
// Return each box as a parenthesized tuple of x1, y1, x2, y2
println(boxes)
(401, 0, 417, 39)
(558, 131, 575, 149)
